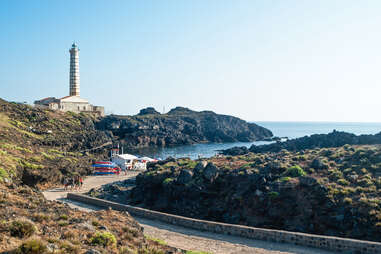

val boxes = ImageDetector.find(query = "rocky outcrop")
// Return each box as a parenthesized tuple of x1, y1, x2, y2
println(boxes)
(138, 107, 160, 116)
(222, 130, 381, 155)
(96, 145, 381, 242)
(95, 106, 273, 148)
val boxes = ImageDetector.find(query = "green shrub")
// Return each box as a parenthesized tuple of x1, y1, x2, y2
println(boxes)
(284, 165, 306, 177)
(162, 178, 174, 185)
(15, 239, 47, 254)
(120, 247, 134, 254)
(343, 197, 353, 204)
(240, 163, 251, 170)
(337, 178, 350, 186)
(343, 168, 353, 174)
(357, 178, 373, 187)
(90, 231, 117, 247)
(329, 169, 344, 180)
(58, 214, 68, 220)
(91, 219, 100, 227)
(9, 219, 36, 238)
(20, 160, 44, 170)
(279, 176, 291, 182)
(32, 213, 50, 223)
(0, 167, 9, 182)
(268, 191, 280, 199)
(57, 220, 68, 227)
(59, 241, 80, 254)
(145, 235, 167, 245)
(41, 152, 55, 160)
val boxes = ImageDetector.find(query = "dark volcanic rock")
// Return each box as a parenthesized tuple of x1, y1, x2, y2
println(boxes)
(194, 161, 207, 175)
(220, 146, 248, 156)
(138, 107, 160, 116)
(203, 162, 219, 182)
(96, 146, 381, 242)
(95, 107, 273, 148)
(177, 169, 193, 184)
(222, 130, 381, 155)
(311, 158, 328, 170)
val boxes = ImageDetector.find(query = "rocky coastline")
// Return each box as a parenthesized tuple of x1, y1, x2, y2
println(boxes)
(221, 130, 381, 156)
(95, 106, 273, 148)
(91, 145, 381, 242)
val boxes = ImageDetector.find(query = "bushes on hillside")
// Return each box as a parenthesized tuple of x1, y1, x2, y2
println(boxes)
(283, 165, 306, 177)
(9, 219, 36, 238)
(90, 231, 117, 247)
(14, 239, 47, 254)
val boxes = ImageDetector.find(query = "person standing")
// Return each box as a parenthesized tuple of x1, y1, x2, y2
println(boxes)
(63, 178, 68, 191)
(79, 176, 83, 189)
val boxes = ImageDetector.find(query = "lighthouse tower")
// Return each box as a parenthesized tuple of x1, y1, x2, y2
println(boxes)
(69, 43, 80, 96)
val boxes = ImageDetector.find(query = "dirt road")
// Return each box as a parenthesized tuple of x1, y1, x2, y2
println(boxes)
(43, 174, 335, 254)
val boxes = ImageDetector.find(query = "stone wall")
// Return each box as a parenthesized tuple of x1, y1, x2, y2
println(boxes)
(60, 102, 90, 113)
(67, 193, 381, 254)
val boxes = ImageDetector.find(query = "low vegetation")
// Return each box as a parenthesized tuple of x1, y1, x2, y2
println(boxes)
(90, 231, 117, 247)
(98, 145, 381, 242)
(0, 99, 181, 253)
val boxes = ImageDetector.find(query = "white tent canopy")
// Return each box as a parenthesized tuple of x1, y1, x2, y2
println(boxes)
(115, 154, 138, 160)
(139, 156, 155, 162)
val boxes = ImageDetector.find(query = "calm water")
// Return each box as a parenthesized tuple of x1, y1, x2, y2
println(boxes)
(131, 122, 381, 160)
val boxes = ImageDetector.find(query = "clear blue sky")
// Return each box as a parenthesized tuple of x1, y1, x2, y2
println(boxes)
(1, 0, 381, 122)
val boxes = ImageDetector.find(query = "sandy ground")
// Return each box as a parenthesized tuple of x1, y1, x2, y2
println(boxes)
(42, 173, 336, 254)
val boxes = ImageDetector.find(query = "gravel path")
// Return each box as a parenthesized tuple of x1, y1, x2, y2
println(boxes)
(42, 174, 336, 254)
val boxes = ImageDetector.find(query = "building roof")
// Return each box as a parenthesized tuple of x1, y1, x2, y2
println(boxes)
(59, 96, 89, 103)
(37, 97, 55, 101)
(34, 97, 58, 105)
(115, 154, 138, 160)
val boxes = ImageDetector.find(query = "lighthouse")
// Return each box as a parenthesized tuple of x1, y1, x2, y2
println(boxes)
(69, 43, 80, 96)
(34, 43, 105, 117)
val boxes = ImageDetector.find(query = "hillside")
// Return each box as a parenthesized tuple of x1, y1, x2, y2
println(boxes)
(96, 106, 273, 148)
(94, 145, 381, 242)
(0, 98, 112, 188)
(0, 99, 181, 253)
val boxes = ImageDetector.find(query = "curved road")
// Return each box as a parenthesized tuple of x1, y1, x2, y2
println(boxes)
(43, 173, 335, 254)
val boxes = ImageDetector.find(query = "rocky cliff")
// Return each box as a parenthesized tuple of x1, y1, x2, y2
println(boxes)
(95, 145, 381, 242)
(96, 106, 273, 148)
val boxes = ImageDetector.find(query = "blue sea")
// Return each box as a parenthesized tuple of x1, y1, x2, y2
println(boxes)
(132, 122, 381, 160)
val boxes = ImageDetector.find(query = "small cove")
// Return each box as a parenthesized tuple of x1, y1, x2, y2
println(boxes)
(129, 121, 381, 159)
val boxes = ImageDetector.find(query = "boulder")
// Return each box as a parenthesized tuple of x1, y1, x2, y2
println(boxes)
(311, 158, 328, 170)
(299, 176, 318, 186)
(177, 169, 193, 184)
(221, 146, 248, 156)
(203, 162, 219, 181)
(194, 161, 207, 174)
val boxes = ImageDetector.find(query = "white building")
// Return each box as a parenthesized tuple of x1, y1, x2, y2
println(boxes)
(111, 154, 138, 170)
